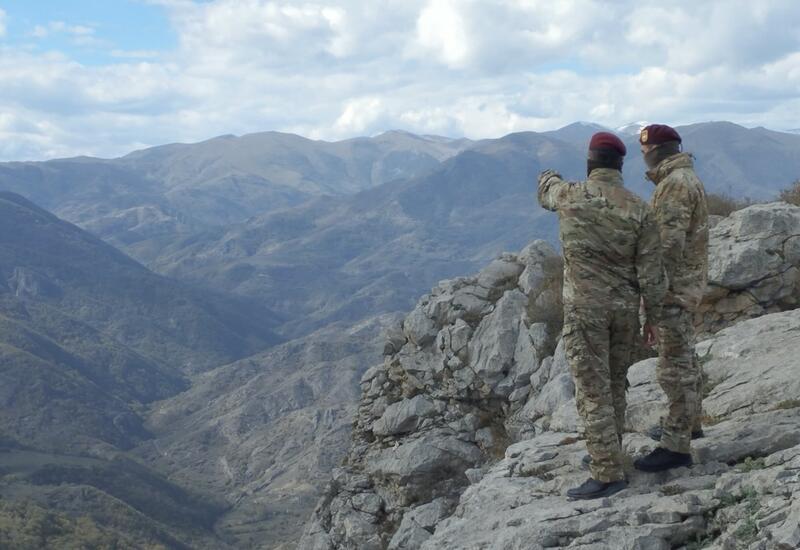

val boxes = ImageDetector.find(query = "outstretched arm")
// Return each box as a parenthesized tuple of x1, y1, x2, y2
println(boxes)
(537, 169, 568, 212)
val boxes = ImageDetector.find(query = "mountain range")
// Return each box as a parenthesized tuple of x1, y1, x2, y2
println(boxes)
(1, 122, 799, 548)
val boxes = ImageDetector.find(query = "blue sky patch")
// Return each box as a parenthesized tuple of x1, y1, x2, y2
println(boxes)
(2, 0, 175, 64)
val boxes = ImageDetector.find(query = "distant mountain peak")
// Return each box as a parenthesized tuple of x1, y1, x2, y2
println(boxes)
(616, 121, 649, 135)
(559, 121, 608, 131)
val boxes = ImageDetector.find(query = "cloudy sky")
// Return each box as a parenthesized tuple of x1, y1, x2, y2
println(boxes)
(1, 0, 799, 160)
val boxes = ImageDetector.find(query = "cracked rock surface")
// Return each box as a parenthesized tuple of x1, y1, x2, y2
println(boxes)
(698, 202, 800, 337)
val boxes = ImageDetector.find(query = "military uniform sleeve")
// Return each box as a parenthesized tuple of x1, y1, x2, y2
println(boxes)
(537, 170, 570, 212)
(653, 179, 693, 278)
(636, 205, 667, 323)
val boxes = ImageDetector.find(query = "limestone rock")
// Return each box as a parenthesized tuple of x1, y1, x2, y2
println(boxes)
(467, 289, 528, 396)
(699, 202, 800, 336)
(698, 309, 800, 419)
(366, 431, 482, 505)
(517, 240, 558, 298)
(476, 256, 524, 292)
(373, 396, 437, 436)
(403, 307, 438, 348)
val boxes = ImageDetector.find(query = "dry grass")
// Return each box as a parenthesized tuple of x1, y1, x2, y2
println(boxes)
(706, 193, 757, 217)
(774, 399, 800, 410)
(779, 180, 800, 206)
(660, 484, 687, 496)
(700, 414, 724, 426)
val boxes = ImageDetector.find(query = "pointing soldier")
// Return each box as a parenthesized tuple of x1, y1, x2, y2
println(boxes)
(634, 124, 709, 472)
(538, 132, 666, 499)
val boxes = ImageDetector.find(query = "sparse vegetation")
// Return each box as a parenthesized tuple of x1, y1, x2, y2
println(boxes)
(686, 532, 717, 550)
(779, 179, 800, 206)
(732, 489, 761, 544)
(700, 414, 724, 426)
(660, 484, 686, 496)
(736, 456, 766, 473)
(0, 501, 169, 550)
(774, 398, 800, 410)
(706, 193, 757, 217)
(689, 487, 761, 549)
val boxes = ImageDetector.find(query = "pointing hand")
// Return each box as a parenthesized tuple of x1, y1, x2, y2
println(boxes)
(538, 169, 561, 186)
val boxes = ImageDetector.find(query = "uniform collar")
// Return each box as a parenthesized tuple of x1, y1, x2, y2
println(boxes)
(587, 167, 624, 186)
(646, 152, 694, 185)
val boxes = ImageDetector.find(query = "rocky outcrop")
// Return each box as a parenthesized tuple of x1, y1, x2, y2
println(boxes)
(301, 202, 800, 550)
(697, 202, 800, 338)
(421, 309, 800, 550)
(300, 241, 566, 549)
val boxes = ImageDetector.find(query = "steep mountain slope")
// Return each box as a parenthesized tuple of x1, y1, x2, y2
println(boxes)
(137, 313, 402, 549)
(0, 192, 289, 548)
(148, 132, 578, 337)
(0, 192, 280, 373)
(0, 131, 470, 262)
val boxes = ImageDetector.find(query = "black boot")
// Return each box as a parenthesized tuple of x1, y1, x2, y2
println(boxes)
(646, 425, 705, 442)
(634, 447, 692, 472)
(566, 478, 628, 500)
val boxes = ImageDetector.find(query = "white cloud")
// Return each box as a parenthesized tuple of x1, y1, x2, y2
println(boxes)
(49, 21, 95, 36)
(31, 25, 48, 38)
(28, 20, 107, 47)
(334, 97, 384, 134)
(110, 49, 161, 59)
(1, 0, 800, 160)
(415, 0, 471, 68)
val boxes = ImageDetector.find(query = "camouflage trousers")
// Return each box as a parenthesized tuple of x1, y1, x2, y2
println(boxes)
(657, 305, 701, 454)
(563, 305, 639, 483)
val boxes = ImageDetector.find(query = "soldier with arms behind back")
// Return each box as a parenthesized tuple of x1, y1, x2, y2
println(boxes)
(634, 124, 709, 473)
(538, 132, 667, 499)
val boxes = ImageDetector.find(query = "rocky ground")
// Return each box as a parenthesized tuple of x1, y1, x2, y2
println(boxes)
(301, 202, 800, 550)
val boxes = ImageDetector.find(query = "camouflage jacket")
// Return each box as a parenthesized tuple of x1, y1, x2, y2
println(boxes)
(647, 153, 709, 310)
(538, 168, 666, 322)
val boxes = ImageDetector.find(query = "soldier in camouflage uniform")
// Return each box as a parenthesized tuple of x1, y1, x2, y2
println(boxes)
(538, 132, 667, 499)
(634, 124, 709, 473)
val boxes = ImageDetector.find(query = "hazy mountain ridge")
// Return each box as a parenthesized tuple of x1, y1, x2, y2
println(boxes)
(144, 123, 800, 338)
(0, 131, 471, 264)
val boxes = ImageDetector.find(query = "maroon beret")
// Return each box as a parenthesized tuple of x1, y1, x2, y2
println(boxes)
(640, 124, 681, 145)
(588, 132, 626, 156)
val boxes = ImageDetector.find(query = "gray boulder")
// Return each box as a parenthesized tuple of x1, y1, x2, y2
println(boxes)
(467, 289, 529, 396)
(477, 255, 524, 292)
(373, 396, 437, 436)
(699, 202, 800, 336)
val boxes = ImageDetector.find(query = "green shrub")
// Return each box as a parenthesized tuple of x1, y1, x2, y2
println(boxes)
(736, 456, 766, 472)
